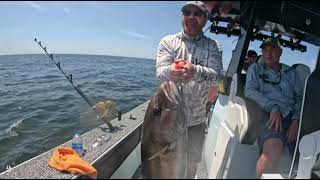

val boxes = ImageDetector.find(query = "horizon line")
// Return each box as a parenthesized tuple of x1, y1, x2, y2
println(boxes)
(0, 53, 156, 61)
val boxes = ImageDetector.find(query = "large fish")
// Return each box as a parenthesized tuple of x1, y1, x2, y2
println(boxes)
(141, 81, 188, 179)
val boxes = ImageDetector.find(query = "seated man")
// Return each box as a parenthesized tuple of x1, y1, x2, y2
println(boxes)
(244, 37, 303, 178)
(241, 50, 258, 74)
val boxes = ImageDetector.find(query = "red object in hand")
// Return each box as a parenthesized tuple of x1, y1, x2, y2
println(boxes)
(175, 61, 186, 70)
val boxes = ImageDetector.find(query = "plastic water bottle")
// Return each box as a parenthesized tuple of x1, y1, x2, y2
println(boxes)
(71, 132, 84, 156)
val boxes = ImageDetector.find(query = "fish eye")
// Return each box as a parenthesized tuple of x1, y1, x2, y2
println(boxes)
(153, 106, 162, 116)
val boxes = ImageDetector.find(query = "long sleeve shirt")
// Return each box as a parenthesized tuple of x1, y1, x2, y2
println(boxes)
(244, 62, 303, 120)
(156, 30, 224, 126)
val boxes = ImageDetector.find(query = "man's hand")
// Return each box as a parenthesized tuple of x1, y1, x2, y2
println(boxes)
(169, 59, 194, 81)
(266, 111, 283, 132)
(184, 61, 194, 76)
(287, 120, 299, 144)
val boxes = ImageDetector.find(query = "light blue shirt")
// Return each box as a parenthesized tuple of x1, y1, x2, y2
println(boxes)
(244, 62, 303, 120)
(156, 29, 224, 126)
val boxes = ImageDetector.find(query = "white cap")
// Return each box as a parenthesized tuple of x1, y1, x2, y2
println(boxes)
(181, 1, 209, 18)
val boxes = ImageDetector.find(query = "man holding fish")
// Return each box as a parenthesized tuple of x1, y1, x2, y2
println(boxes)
(141, 1, 224, 178)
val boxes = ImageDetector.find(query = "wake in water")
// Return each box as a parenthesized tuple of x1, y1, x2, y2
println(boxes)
(5, 118, 24, 137)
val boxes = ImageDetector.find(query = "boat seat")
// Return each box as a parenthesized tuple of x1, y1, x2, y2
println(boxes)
(241, 98, 264, 145)
(237, 68, 264, 145)
(291, 63, 311, 91)
(227, 73, 249, 142)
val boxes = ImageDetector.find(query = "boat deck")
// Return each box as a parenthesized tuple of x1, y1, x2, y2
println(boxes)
(0, 100, 209, 179)
(0, 101, 149, 179)
(132, 160, 209, 179)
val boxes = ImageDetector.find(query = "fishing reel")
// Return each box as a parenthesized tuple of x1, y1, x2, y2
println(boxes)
(94, 100, 122, 131)
(95, 100, 121, 120)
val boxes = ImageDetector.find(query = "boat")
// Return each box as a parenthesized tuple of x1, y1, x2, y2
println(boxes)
(1, 1, 320, 179)
(203, 1, 320, 179)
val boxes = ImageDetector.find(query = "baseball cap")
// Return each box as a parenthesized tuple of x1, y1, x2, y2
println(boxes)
(246, 50, 258, 57)
(181, 1, 209, 18)
(260, 37, 282, 49)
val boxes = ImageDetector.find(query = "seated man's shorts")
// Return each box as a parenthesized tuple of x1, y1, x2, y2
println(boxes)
(258, 111, 297, 156)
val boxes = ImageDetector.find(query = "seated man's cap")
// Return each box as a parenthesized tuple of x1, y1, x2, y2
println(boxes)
(181, 1, 209, 18)
(260, 37, 282, 49)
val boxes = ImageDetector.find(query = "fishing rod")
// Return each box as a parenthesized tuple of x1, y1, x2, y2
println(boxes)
(34, 38, 122, 132)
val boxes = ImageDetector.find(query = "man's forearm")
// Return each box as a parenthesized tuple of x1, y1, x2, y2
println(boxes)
(193, 65, 223, 85)
(292, 101, 302, 120)
(156, 65, 171, 81)
(245, 88, 277, 113)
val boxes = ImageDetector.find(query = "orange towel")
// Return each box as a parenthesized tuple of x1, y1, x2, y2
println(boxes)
(48, 147, 97, 179)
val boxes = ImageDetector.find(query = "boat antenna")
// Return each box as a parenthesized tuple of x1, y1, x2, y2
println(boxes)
(34, 38, 122, 132)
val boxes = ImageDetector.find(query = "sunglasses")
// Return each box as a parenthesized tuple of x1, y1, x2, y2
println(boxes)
(258, 71, 282, 85)
(182, 10, 205, 17)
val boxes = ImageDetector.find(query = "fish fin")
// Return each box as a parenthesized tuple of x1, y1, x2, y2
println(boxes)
(161, 81, 180, 105)
(161, 83, 176, 104)
(168, 81, 180, 104)
(168, 141, 177, 150)
(148, 144, 169, 161)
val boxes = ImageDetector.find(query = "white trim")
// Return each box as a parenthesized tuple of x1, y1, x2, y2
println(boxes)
(289, 72, 311, 177)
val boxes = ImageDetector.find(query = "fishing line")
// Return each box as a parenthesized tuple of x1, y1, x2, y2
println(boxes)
(34, 38, 122, 131)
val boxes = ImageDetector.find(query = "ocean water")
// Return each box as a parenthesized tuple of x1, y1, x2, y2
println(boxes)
(0, 54, 160, 173)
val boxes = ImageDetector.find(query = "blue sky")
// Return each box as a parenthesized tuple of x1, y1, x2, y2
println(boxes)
(0, 1, 318, 71)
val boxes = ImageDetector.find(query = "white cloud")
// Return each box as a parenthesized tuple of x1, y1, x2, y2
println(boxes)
(24, 1, 41, 10)
(120, 30, 151, 39)
(63, 7, 71, 14)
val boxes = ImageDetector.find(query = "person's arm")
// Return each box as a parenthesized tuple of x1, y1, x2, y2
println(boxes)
(156, 36, 174, 81)
(208, 85, 219, 102)
(193, 40, 224, 86)
(244, 64, 280, 113)
(287, 72, 303, 143)
(206, 85, 219, 115)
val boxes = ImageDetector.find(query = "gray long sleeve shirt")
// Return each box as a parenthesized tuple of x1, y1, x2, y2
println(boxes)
(156, 30, 224, 126)
(244, 62, 303, 120)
